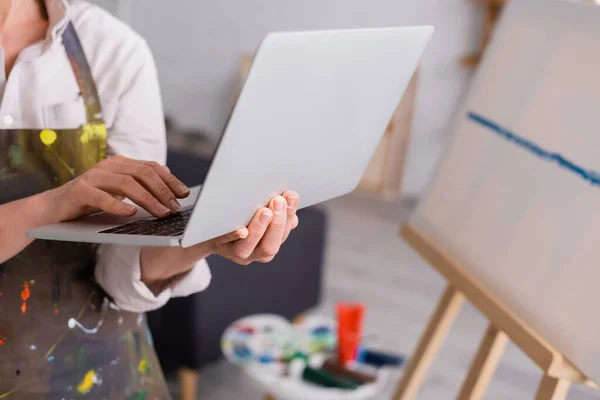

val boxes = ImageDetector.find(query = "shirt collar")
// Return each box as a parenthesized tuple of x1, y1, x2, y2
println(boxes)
(14, 0, 71, 62)
(45, 0, 70, 44)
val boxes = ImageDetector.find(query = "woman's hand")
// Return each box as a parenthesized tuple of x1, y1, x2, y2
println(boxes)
(139, 191, 300, 293)
(0, 155, 191, 263)
(47, 155, 190, 222)
(208, 191, 300, 264)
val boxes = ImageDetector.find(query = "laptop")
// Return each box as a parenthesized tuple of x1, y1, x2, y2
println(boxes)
(27, 26, 434, 248)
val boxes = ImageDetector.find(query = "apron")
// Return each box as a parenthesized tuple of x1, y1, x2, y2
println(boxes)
(0, 23, 171, 400)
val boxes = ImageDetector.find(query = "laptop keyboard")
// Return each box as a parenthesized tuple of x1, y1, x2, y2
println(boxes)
(98, 208, 193, 237)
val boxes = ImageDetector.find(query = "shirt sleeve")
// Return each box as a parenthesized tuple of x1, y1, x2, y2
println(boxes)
(95, 245, 212, 312)
(93, 39, 211, 313)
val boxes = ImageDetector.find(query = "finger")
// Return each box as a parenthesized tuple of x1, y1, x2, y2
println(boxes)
(229, 208, 273, 260)
(254, 196, 287, 258)
(212, 227, 249, 246)
(282, 191, 299, 242)
(86, 193, 127, 214)
(85, 187, 137, 217)
(142, 161, 190, 199)
(90, 171, 171, 218)
(101, 162, 181, 213)
(106, 157, 190, 198)
(282, 215, 299, 243)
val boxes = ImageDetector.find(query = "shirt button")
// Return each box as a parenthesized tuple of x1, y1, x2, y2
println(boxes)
(3, 115, 13, 125)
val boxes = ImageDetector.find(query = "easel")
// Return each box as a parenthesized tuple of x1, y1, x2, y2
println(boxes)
(392, 224, 600, 400)
(461, 0, 507, 69)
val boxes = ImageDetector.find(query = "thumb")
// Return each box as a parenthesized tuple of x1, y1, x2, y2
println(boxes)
(212, 228, 249, 245)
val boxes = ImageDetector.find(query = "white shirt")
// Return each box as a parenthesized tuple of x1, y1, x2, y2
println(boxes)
(3, 0, 212, 312)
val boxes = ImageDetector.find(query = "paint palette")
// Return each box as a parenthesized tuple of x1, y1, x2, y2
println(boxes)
(221, 314, 337, 369)
(221, 314, 293, 366)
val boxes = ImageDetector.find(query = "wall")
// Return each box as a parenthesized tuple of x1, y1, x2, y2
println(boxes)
(104, 0, 482, 197)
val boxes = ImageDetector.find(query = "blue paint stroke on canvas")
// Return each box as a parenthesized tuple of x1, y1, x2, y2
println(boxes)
(467, 112, 600, 186)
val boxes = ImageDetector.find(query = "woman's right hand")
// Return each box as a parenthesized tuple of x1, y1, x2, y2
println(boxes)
(47, 155, 190, 222)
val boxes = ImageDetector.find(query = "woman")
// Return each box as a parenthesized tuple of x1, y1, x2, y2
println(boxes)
(0, 0, 299, 398)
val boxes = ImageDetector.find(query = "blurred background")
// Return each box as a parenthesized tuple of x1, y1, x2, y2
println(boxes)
(87, 1, 600, 399)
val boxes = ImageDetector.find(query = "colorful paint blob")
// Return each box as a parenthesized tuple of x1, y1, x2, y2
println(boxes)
(39, 129, 57, 146)
(236, 325, 255, 334)
(137, 359, 150, 374)
(76, 370, 100, 395)
(52, 272, 60, 316)
(21, 282, 30, 314)
(126, 390, 147, 400)
(232, 345, 252, 359)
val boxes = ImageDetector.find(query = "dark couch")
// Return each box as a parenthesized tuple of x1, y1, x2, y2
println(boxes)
(147, 149, 327, 374)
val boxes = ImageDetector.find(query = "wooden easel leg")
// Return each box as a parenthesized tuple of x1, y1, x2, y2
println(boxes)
(456, 324, 508, 400)
(534, 375, 571, 400)
(392, 286, 465, 400)
(177, 367, 199, 400)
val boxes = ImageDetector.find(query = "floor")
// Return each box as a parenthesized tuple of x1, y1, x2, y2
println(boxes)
(167, 192, 600, 400)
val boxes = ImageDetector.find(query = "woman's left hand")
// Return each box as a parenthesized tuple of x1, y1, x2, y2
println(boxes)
(140, 191, 300, 293)
(207, 190, 300, 265)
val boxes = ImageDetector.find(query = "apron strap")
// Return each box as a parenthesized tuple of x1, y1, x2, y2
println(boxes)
(61, 22, 104, 125)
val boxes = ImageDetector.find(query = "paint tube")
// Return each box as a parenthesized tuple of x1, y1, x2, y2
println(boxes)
(322, 359, 376, 384)
(355, 347, 405, 368)
(288, 358, 359, 390)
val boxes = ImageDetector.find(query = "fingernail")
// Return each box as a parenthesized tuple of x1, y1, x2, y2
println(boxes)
(274, 197, 286, 212)
(287, 196, 298, 207)
(126, 205, 137, 214)
(156, 203, 170, 215)
(259, 210, 272, 226)
(169, 199, 181, 212)
(178, 184, 190, 194)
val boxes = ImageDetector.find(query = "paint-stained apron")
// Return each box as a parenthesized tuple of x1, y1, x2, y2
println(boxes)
(0, 23, 171, 400)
